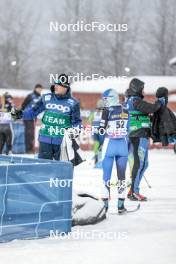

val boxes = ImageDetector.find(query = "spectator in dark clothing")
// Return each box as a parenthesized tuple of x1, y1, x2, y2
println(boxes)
(21, 84, 43, 153)
(0, 92, 14, 155)
(152, 87, 176, 146)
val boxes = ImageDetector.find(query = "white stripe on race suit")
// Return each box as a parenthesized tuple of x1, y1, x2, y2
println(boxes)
(102, 138, 110, 160)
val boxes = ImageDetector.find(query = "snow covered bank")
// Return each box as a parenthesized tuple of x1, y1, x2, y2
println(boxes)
(0, 150, 175, 264)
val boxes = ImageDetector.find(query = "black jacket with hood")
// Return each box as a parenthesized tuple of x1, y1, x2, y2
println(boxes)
(152, 87, 176, 146)
(126, 78, 161, 138)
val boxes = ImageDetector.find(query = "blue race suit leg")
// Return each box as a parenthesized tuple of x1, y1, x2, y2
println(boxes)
(102, 139, 114, 190)
(102, 138, 128, 197)
(133, 138, 149, 193)
(115, 156, 128, 199)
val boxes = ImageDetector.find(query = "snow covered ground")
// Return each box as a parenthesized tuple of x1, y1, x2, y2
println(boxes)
(0, 149, 176, 264)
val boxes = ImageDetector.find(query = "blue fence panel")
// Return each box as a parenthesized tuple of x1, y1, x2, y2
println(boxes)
(2, 122, 25, 154)
(12, 122, 25, 154)
(0, 155, 73, 243)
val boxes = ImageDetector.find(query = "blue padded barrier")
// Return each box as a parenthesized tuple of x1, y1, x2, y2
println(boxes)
(0, 155, 73, 243)
(2, 122, 25, 154)
(12, 122, 25, 154)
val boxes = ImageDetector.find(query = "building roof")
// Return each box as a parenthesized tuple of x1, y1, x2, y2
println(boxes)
(169, 94, 176, 102)
(1, 76, 176, 98)
(0, 88, 49, 97)
(71, 76, 176, 95)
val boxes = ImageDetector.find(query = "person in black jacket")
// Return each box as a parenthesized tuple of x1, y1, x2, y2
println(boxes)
(126, 78, 162, 201)
(21, 84, 43, 153)
(152, 87, 176, 146)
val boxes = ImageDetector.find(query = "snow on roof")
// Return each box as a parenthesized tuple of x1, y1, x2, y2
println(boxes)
(168, 94, 176, 102)
(0, 88, 50, 98)
(1, 76, 176, 97)
(71, 76, 176, 95)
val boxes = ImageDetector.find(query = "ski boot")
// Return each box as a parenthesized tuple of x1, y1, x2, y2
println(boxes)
(118, 198, 127, 215)
(129, 193, 147, 201)
(102, 198, 109, 212)
(174, 143, 176, 154)
(94, 154, 98, 164)
(127, 188, 132, 199)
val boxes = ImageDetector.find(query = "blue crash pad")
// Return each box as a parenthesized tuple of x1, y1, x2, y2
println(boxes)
(0, 155, 73, 243)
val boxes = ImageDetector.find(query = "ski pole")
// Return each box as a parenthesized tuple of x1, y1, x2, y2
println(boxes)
(144, 175, 151, 188)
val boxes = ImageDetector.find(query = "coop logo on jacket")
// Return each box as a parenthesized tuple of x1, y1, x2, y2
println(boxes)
(46, 103, 70, 113)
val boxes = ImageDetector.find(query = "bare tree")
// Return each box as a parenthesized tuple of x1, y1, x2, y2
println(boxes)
(146, 0, 176, 75)
(48, 0, 84, 76)
(0, 0, 40, 89)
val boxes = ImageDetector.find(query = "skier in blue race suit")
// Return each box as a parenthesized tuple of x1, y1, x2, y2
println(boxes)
(100, 89, 129, 214)
(11, 74, 82, 160)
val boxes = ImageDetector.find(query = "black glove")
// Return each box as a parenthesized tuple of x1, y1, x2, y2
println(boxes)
(66, 128, 80, 139)
(11, 107, 23, 120)
(50, 85, 55, 93)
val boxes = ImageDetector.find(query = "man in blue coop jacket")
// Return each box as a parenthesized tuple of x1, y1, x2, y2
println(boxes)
(12, 74, 82, 160)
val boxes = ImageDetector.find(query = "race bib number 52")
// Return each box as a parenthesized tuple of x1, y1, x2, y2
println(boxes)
(107, 119, 128, 137)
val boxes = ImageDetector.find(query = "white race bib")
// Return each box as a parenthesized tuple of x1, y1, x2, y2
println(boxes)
(0, 112, 12, 123)
(107, 119, 128, 138)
